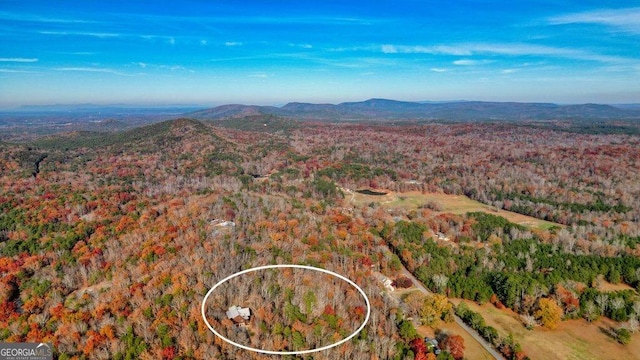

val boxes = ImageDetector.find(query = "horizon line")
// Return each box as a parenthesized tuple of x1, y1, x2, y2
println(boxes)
(2, 98, 639, 112)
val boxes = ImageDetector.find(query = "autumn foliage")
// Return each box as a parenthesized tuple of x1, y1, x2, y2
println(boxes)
(536, 298, 563, 329)
(1, 118, 639, 358)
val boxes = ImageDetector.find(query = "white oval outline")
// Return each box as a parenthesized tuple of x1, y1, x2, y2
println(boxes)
(201, 264, 371, 355)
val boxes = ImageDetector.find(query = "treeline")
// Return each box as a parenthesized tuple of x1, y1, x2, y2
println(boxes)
(377, 217, 640, 331)
(489, 189, 632, 218)
(290, 122, 640, 253)
(456, 302, 528, 360)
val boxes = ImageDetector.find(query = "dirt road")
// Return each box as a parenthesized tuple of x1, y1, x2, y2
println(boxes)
(399, 267, 505, 360)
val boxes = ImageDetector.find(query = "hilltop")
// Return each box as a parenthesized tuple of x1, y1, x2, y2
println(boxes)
(187, 98, 640, 122)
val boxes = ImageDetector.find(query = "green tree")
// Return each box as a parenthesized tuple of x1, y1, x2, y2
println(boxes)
(398, 319, 418, 340)
(303, 290, 317, 315)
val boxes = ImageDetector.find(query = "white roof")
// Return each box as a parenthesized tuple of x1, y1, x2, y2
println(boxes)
(238, 307, 251, 318)
(226, 305, 250, 320)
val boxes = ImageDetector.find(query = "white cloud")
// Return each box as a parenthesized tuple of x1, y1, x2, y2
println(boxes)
(382, 44, 472, 55)
(137, 62, 147, 68)
(200, 39, 208, 45)
(225, 41, 243, 46)
(40, 30, 119, 38)
(0, 57, 38, 62)
(548, 7, 640, 33)
(430, 68, 448, 72)
(0, 68, 35, 73)
(290, 43, 313, 49)
(168, 37, 176, 45)
(159, 65, 194, 73)
(383, 43, 567, 57)
(55, 67, 131, 76)
(381, 42, 636, 65)
(453, 59, 484, 66)
(381, 44, 398, 53)
(502, 69, 517, 74)
(0, 11, 97, 24)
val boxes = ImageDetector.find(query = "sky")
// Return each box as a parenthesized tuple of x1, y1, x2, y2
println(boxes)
(1, 1, 639, 108)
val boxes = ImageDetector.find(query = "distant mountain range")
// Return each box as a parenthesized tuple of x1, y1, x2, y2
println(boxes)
(187, 99, 640, 122)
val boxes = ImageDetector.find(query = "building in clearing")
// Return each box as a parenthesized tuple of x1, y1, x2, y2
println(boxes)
(374, 273, 395, 292)
(226, 305, 251, 324)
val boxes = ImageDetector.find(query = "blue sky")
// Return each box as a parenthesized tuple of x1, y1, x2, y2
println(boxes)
(1, 1, 639, 107)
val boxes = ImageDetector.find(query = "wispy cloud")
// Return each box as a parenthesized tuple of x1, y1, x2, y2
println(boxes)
(248, 72, 269, 78)
(40, 30, 120, 38)
(548, 7, 640, 33)
(158, 65, 194, 73)
(55, 67, 131, 76)
(200, 39, 208, 45)
(382, 42, 636, 64)
(0, 57, 38, 62)
(290, 43, 313, 49)
(0, 11, 97, 24)
(453, 59, 488, 66)
(382, 44, 471, 55)
(430, 68, 448, 72)
(225, 41, 243, 47)
(383, 43, 570, 56)
(104, 13, 383, 26)
(0, 68, 36, 73)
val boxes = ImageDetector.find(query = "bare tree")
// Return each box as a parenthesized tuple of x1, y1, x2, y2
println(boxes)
(432, 274, 449, 294)
(609, 297, 625, 312)
(595, 294, 609, 314)
(632, 301, 640, 319)
(625, 317, 639, 333)
(520, 313, 537, 329)
(583, 301, 598, 322)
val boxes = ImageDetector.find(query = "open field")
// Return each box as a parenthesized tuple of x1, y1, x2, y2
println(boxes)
(391, 288, 494, 360)
(596, 280, 636, 293)
(417, 323, 494, 360)
(450, 299, 640, 360)
(350, 190, 560, 230)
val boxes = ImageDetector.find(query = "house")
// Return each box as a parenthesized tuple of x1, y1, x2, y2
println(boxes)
(436, 232, 450, 241)
(210, 219, 236, 236)
(211, 219, 236, 228)
(226, 305, 251, 324)
(374, 273, 395, 292)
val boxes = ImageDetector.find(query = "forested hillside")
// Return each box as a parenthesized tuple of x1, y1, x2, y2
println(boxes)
(1, 118, 639, 359)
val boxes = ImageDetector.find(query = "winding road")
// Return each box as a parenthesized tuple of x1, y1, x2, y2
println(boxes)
(399, 267, 505, 360)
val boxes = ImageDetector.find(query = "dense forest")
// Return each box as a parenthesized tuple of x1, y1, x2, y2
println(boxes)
(1, 117, 639, 359)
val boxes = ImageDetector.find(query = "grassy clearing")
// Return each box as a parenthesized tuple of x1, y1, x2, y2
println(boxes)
(390, 288, 494, 360)
(450, 299, 640, 360)
(416, 323, 494, 360)
(351, 190, 560, 230)
(596, 280, 636, 293)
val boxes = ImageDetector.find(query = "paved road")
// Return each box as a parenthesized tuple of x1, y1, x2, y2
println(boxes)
(399, 268, 505, 360)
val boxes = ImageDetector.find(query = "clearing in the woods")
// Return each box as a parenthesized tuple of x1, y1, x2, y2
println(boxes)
(449, 299, 640, 360)
(350, 190, 560, 230)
